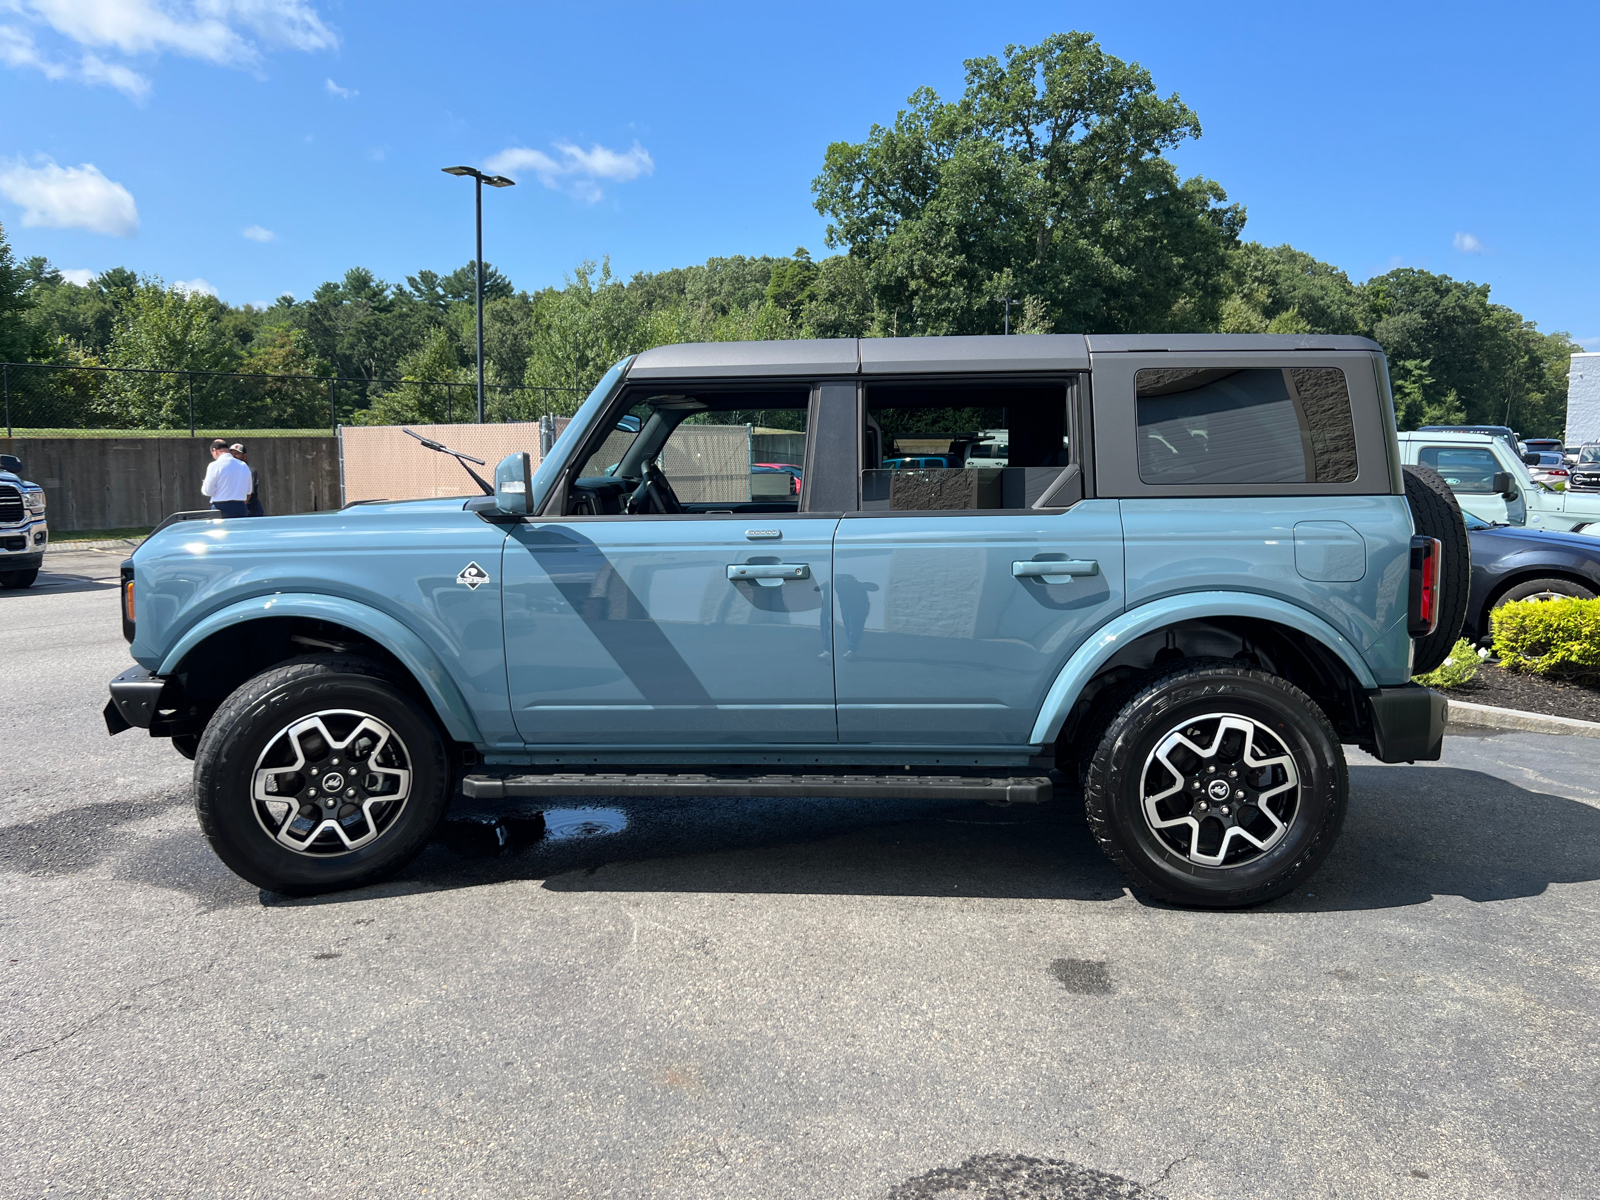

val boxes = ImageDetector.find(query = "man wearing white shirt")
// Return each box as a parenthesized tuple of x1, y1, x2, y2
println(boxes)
(201, 439, 253, 518)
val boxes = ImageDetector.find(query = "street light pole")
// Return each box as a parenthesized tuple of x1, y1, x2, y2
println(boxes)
(442, 165, 516, 423)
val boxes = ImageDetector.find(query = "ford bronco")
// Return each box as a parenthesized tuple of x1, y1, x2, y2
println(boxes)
(106, 334, 1458, 907)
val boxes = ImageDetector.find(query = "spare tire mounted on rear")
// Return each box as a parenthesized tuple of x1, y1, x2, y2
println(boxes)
(1402, 462, 1470, 674)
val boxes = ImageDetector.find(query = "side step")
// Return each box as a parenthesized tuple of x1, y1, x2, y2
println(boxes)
(461, 772, 1052, 805)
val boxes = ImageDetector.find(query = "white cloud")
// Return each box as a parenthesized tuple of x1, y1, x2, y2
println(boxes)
(1453, 231, 1488, 254)
(0, 23, 149, 97)
(324, 75, 354, 98)
(173, 277, 217, 297)
(0, 157, 139, 235)
(1, 1, 335, 99)
(485, 140, 654, 203)
(59, 267, 95, 285)
(241, 223, 273, 241)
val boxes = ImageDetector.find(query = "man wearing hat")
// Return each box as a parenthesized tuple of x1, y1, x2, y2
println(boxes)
(230, 442, 264, 517)
(200, 439, 252, 518)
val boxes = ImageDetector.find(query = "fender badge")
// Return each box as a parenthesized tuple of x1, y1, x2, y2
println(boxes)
(457, 562, 490, 590)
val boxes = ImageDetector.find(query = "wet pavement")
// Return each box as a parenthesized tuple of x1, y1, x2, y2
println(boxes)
(3, 551, 1599, 1199)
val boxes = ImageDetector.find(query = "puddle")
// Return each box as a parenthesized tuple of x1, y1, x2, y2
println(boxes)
(542, 808, 628, 841)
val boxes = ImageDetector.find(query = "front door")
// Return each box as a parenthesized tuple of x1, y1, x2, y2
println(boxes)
(503, 391, 838, 749)
(831, 377, 1125, 748)
(1414, 442, 1527, 526)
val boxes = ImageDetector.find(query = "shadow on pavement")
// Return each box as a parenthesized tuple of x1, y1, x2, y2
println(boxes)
(287, 762, 1600, 911)
(9, 764, 1598, 914)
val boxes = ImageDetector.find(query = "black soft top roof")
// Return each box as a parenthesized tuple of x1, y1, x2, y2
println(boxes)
(625, 333, 1382, 380)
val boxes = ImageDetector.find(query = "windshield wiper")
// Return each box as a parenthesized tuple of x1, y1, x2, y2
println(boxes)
(402, 428, 494, 496)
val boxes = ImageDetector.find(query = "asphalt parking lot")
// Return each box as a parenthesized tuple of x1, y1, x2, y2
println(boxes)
(4, 549, 1599, 1200)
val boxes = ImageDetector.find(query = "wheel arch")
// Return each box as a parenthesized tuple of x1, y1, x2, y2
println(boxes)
(1478, 566, 1600, 631)
(1033, 593, 1379, 753)
(157, 593, 483, 744)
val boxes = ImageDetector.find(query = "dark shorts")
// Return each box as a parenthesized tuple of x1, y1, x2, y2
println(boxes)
(211, 500, 249, 518)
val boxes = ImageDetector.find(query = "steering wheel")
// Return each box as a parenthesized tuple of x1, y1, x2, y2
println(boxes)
(625, 462, 683, 514)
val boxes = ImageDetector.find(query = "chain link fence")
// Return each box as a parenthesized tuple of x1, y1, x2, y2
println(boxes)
(1, 362, 580, 436)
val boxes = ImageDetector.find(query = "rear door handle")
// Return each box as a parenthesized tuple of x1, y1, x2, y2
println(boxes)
(728, 563, 811, 588)
(1013, 559, 1098, 583)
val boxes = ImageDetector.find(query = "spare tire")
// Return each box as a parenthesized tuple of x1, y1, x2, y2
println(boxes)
(1402, 463, 1470, 674)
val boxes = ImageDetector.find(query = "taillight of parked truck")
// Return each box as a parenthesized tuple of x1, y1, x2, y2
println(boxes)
(1408, 536, 1441, 637)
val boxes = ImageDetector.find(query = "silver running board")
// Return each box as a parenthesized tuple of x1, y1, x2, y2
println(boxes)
(462, 772, 1052, 805)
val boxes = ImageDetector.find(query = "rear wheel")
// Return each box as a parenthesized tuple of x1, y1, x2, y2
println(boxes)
(0, 568, 38, 589)
(1084, 660, 1347, 908)
(194, 656, 450, 895)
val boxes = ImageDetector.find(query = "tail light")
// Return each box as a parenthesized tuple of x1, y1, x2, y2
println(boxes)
(1408, 536, 1441, 637)
(120, 560, 136, 643)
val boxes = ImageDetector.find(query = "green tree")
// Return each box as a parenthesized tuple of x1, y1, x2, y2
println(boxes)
(233, 327, 334, 428)
(104, 279, 240, 428)
(0, 222, 37, 364)
(812, 32, 1243, 336)
(355, 325, 470, 425)
(295, 268, 435, 399)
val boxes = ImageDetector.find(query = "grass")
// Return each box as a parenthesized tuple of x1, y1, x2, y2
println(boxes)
(49, 526, 154, 542)
(4, 428, 333, 439)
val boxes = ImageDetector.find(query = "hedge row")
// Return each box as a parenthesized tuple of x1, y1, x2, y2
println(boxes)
(1491, 596, 1600, 683)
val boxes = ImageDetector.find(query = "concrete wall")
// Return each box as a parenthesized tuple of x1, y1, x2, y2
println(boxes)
(1568, 354, 1600, 446)
(0, 436, 340, 532)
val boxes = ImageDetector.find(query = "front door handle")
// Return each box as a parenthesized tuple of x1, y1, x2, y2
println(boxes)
(1013, 559, 1098, 584)
(728, 563, 811, 588)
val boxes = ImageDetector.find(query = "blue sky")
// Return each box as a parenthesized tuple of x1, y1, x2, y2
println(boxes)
(3, 1, 1597, 345)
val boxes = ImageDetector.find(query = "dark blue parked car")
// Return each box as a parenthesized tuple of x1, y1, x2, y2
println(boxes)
(1461, 510, 1600, 638)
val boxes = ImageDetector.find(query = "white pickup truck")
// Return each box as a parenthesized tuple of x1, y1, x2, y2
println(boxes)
(1397, 430, 1600, 534)
(0, 452, 48, 588)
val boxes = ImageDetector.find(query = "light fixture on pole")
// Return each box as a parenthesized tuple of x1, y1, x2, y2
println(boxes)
(442, 165, 515, 423)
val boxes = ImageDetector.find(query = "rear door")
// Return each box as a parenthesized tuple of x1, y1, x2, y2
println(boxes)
(831, 375, 1125, 748)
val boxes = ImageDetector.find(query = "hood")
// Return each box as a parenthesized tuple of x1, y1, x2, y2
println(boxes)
(133, 494, 483, 560)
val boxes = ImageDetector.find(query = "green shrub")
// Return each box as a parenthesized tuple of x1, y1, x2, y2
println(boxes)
(1413, 638, 1483, 688)
(1491, 596, 1600, 682)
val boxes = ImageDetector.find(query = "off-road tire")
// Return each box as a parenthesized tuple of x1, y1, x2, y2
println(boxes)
(194, 655, 450, 895)
(1083, 659, 1347, 908)
(0, 568, 38, 589)
(1402, 463, 1470, 673)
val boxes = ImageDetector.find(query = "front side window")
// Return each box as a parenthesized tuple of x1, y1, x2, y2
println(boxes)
(1136, 367, 1357, 486)
(860, 383, 1075, 512)
(1417, 445, 1502, 494)
(565, 391, 808, 515)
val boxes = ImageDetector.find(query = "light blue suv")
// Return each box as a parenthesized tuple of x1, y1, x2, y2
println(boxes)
(106, 334, 1455, 906)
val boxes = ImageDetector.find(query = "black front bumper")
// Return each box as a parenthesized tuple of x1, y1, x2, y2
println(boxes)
(1, 551, 43, 572)
(104, 665, 168, 735)
(1364, 684, 1448, 762)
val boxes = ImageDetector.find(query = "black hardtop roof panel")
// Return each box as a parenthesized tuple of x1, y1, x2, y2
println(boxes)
(627, 338, 859, 379)
(859, 334, 1089, 374)
(1087, 333, 1382, 354)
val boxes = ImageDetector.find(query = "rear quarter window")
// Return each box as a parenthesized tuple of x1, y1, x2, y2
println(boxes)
(1136, 367, 1357, 486)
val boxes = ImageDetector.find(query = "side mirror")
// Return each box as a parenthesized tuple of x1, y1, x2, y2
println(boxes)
(616, 413, 642, 434)
(0, 454, 20, 474)
(1522, 452, 1542, 466)
(494, 452, 532, 515)
(1491, 471, 1515, 499)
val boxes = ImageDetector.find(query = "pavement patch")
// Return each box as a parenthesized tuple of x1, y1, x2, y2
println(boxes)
(888, 1153, 1157, 1199)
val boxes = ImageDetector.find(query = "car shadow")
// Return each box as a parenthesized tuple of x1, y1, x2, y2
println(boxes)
(1, 560, 119, 595)
(268, 763, 1600, 912)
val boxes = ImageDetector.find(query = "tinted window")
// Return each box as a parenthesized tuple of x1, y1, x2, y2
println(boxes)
(1136, 367, 1357, 486)
(1417, 445, 1501, 494)
(861, 383, 1076, 511)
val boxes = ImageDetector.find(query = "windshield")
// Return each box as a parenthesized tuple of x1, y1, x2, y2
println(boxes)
(1459, 510, 1494, 530)
(527, 358, 632, 513)
(1582, 446, 1600, 464)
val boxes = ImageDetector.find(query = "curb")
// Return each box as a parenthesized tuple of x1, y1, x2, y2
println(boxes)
(45, 537, 146, 554)
(1447, 699, 1600, 739)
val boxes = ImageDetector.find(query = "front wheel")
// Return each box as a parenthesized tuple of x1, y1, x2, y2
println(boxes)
(0, 568, 38, 589)
(1083, 661, 1347, 908)
(194, 656, 451, 895)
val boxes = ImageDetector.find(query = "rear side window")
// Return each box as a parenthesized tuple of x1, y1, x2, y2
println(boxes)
(861, 382, 1076, 511)
(1136, 367, 1357, 486)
